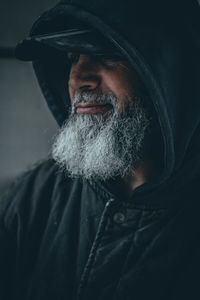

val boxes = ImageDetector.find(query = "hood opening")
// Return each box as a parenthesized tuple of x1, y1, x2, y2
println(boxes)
(31, 6, 170, 187)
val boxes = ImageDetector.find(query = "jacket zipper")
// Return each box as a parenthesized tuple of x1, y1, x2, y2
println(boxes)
(76, 197, 116, 300)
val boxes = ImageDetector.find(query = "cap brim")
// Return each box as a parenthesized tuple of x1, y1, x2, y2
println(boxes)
(15, 28, 115, 61)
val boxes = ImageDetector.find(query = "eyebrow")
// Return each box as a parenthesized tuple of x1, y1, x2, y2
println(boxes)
(67, 52, 124, 59)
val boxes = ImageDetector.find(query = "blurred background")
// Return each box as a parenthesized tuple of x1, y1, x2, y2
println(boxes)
(0, 0, 59, 196)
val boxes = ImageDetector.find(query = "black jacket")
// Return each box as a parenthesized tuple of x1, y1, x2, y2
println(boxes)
(1, 0, 200, 299)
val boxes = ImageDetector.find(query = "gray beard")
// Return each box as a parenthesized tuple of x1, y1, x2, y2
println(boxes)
(52, 92, 150, 181)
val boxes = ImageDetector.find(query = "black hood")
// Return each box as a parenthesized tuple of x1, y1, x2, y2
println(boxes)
(15, 0, 200, 201)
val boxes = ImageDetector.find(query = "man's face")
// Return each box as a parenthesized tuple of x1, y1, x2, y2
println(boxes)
(67, 52, 142, 115)
(52, 52, 151, 181)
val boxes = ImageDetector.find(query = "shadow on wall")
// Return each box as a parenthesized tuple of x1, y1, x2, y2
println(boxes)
(0, 0, 59, 196)
(0, 58, 58, 196)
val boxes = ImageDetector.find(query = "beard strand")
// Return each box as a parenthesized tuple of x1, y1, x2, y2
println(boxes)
(52, 92, 150, 181)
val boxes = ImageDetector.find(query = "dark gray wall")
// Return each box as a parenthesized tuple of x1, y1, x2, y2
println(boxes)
(0, 0, 58, 47)
(0, 0, 59, 195)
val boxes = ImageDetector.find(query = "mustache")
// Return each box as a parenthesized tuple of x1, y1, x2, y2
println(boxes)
(72, 91, 117, 107)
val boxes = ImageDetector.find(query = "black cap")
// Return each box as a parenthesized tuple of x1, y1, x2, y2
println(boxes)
(15, 28, 115, 61)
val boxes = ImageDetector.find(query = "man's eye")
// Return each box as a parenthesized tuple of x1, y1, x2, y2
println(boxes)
(68, 54, 80, 64)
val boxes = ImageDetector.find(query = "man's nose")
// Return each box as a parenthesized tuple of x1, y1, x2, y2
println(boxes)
(68, 55, 101, 93)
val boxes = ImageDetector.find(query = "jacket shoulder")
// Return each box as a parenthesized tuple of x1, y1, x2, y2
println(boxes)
(0, 158, 70, 234)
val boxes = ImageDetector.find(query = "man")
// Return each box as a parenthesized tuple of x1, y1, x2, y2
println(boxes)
(0, 0, 200, 300)
(52, 51, 163, 195)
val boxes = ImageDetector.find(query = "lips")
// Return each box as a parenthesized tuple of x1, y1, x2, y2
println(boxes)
(76, 102, 113, 114)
